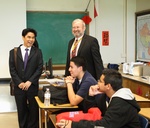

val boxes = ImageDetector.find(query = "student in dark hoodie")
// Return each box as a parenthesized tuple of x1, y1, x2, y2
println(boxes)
(56, 69, 141, 128)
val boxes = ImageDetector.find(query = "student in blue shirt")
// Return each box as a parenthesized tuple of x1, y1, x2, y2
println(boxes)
(65, 56, 97, 111)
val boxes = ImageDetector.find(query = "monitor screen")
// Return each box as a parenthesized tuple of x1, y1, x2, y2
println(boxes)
(47, 58, 54, 78)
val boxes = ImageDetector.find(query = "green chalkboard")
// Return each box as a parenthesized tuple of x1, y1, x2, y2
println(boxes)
(27, 11, 87, 64)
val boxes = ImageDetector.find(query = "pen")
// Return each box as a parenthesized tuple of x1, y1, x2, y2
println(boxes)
(141, 76, 147, 80)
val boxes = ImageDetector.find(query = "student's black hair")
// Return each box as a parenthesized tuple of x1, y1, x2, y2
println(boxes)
(70, 56, 87, 71)
(22, 28, 37, 37)
(102, 69, 123, 91)
(33, 38, 39, 48)
(22, 28, 39, 48)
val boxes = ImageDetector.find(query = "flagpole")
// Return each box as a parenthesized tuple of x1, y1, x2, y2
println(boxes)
(85, 0, 92, 12)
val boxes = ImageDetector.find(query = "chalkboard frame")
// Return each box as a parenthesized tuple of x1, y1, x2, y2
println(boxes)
(27, 11, 89, 66)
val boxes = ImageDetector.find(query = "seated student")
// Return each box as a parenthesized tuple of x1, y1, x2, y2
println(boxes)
(64, 56, 98, 111)
(56, 69, 141, 128)
(83, 92, 108, 116)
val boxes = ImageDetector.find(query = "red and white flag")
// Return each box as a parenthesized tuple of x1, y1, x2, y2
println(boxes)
(94, 0, 98, 18)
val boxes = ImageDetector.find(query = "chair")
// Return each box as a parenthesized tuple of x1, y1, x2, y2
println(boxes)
(138, 114, 149, 128)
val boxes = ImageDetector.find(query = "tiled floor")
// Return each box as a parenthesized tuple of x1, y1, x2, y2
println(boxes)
(0, 112, 19, 128)
(0, 81, 18, 127)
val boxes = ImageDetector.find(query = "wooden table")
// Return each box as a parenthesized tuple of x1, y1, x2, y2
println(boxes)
(134, 94, 150, 107)
(139, 108, 150, 120)
(35, 96, 78, 128)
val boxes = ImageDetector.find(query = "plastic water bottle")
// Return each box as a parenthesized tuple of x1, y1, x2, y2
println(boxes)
(44, 88, 51, 106)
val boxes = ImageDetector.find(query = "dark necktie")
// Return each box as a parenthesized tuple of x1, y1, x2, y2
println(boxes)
(24, 48, 29, 70)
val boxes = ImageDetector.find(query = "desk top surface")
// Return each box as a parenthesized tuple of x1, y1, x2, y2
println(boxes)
(35, 96, 78, 109)
(139, 108, 150, 119)
(134, 94, 150, 102)
(39, 78, 65, 89)
(121, 71, 150, 85)
(39, 78, 64, 84)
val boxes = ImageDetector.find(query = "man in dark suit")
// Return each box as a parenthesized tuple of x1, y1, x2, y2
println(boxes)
(65, 19, 104, 80)
(9, 28, 43, 128)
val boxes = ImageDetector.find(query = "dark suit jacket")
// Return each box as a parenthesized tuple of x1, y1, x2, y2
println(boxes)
(9, 45, 43, 95)
(65, 34, 104, 80)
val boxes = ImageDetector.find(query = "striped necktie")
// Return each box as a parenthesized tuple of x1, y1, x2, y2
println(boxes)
(71, 39, 79, 58)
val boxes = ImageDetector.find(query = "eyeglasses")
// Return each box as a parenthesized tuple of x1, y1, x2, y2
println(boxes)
(98, 80, 108, 86)
(98, 80, 104, 83)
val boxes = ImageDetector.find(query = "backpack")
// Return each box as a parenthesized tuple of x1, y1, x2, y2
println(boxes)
(38, 85, 69, 105)
(10, 47, 17, 96)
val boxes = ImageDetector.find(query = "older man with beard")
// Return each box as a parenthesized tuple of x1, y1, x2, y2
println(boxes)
(65, 19, 104, 80)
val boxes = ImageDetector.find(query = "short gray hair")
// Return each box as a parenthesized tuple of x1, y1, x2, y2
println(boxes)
(72, 19, 85, 28)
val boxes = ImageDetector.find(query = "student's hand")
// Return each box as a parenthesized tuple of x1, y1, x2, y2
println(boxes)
(89, 85, 103, 96)
(56, 119, 72, 128)
(65, 76, 75, 85)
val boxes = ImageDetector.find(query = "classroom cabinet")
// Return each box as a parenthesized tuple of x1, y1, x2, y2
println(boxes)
(122, 77, 150, 98)
(122, 74, 150, 107)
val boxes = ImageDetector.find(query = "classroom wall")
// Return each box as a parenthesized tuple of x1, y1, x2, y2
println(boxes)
(136, 0, 150, 12)
(0, 0, 26, 78)
(1, 0, 150, 78)
(26, 0, 136, 64)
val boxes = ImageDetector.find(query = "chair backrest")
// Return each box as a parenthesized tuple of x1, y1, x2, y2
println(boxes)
(138, 114, 149, 128)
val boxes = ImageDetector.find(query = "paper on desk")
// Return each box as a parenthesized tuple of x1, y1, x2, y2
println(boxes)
(39, 78, 64, 85)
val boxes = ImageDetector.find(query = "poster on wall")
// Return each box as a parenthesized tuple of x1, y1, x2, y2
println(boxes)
(136, 10, 150, 62)
(102, 31, 109, 46)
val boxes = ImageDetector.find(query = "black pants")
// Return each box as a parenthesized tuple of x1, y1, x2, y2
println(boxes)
(15, 92, 39, 128)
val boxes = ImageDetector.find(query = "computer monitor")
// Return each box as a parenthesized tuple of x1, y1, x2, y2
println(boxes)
(47, 57, 54, 78)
